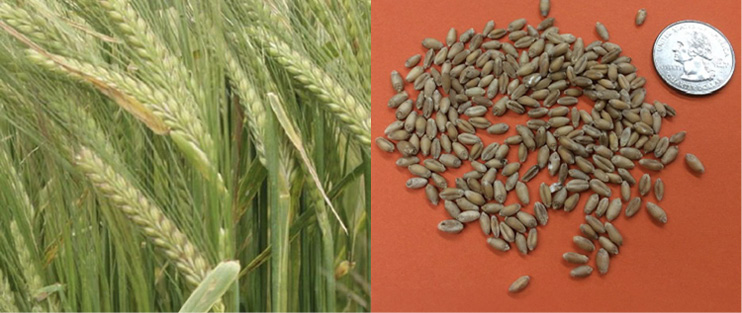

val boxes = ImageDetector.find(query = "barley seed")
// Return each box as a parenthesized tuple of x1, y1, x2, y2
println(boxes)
(635, 9, 647, 26)
(604, 222, 623, 246)
(596, 249, 610, 275)
(438, 219, 464, 233)
(654, 178, 664, 201)
(646, 202, 667, 224)
(508, 275, 530, 293)
(563, 252, 589, 264)
(516, 233, 528, 255)
(570, 265, 593, 278)
(685, 153, 705, 174)
(606, 198, 622, 221)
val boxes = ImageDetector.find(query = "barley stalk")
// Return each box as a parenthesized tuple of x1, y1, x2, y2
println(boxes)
(0, 269, 19, 313)
(0, 3, 67, 53)
(9, 221, 44, 312)
(22, 49, 225, 190)
(224, 49, 267, 166)
(248, 27, 371, 147)
(73, 146, 211, 288)
(95, 0, 187, 90)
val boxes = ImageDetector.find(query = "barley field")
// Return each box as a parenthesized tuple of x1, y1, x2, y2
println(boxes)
(0, 0, 370, 311)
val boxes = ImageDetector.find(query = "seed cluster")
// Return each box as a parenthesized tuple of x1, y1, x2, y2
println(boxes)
(377, 10, 704, 292)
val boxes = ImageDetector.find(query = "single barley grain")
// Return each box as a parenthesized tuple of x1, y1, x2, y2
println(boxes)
(598, 236, 619, 255)
(516, 233, 528, 254)
(488, 237, 511, 251)
(625, 197, 642, 217)
(646, 202, 667, 223)
(534, 202, 549, 226)
(570, 265, 593, 278)
(563, 252, 589, 264)
(573, 236, 596, 252)
(508, 275, 530, 293)
(635, 9, 647, 26)
(604, 222, 623, 246)
(685, 154, 705, 174)
(606, 198, 622, 221)
(438, 219, 464, 233)
(579, 223, 599, 240)
(639, 173, 651, 196)
(539, 0, 550, 17)
(596, 248, 610, 275)
(527, 228, 538, 251)
(654, 178, 664, 201)
(585, 215, 606, 234)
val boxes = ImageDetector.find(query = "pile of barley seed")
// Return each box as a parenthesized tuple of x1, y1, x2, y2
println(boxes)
(376, 4, 706, 292)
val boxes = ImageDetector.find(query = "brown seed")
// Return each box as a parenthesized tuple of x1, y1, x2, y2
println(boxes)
(515, 181, 530, 204)
(584, 193, 600, 214)
(516, 211, 538, 228)
(646, 202, 667, 224)
(405, 54, 421, 68)
(604, 222, 623, 246)
(479, 212, 491, 235)
(599, 236, 619, 255)
(425, 184, 439, 205)
(685, 153, 705, 174)
(508, 18, 527, 32)
(521, 165, 540, 182)
(406, 177, 428, 189)
(534, 202, 549, 226)
(500, 203, 522, 217)
(625, 197, 642, 217)
(589, 179, 612, 197)
(487, 123, 509, 134)
(505, 216, 527, 233)
(422, 38, 444, 50)
(487, 237, 510, 252)
(639, 173, 651, 196)
(446, 27, 457, 46)
(595, 22, 610, 40)
(375, 137, 395, 152)
(564, 193, 580, 212)
(563, 252, 589, 264)
(570, 265, 594, 278)
(669, 131, 686, 144)
(552, 187, 567, 209)
(579, 223, 599, 240)
(508, 275, 530, 293)
(390, 70, 404, 92)
(444, 201, 460, 219)
(635, 8, 647, 26)
(595, 197, 609, 217)
(585, 215, 606, 234)
(539, 0, 550, 16)
(606, 198, 622, 221)
(639, 159, 664, 171)
(438, 219, 464, 233)
(494, 180, 507, 203)
(500, 222, 515, 242)
(573, 236, 595, 252)
(516, 233, 528, 255)
(490, 215, 500, 238)
(539, 183, 552, 207)
(527, 228, 538, 251)
(621, 181, 630, 202)
(596, 248, 610, 275)
(457, 211, 480, 223)
(654, 178, 664, 201)
(661, 146, 679, 165)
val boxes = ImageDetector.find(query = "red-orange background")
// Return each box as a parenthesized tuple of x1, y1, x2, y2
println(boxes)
(370, 0, 741, 311)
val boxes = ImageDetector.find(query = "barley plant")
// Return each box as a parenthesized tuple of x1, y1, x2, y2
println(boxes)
(0, 0, 370, 311)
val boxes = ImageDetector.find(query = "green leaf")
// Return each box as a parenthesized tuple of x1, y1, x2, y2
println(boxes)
(179, 261, 240, 313)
